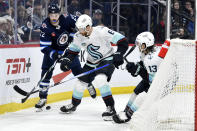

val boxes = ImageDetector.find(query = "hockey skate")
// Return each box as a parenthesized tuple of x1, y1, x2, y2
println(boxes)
(102, 106, 116, 121)
(60, 103, 77, 114)
(112, 111, 131, 124)
(35, 98, 47, 112)
(113, 106, 133, 123)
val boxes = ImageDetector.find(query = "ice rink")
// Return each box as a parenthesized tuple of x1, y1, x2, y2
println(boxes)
(0, 94, 131, 131)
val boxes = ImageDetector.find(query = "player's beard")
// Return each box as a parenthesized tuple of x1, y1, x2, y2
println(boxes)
(81, 31, 89, 37)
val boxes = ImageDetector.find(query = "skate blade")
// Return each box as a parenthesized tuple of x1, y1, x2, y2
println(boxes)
(35, 108, 43, 112)
(102, 116, 113, 121)
(59, 111, 73, 114)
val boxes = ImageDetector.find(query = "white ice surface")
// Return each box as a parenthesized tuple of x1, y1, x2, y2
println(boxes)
(0, 94, 131, 131)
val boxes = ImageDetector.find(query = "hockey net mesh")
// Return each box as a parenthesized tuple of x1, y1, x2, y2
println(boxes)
(129, 39, 196, 131)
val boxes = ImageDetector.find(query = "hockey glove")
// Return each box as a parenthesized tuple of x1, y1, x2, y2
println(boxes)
(113, 52, 124, 69)
(60, 57, 72, 72)
(126, 62, 141, 77)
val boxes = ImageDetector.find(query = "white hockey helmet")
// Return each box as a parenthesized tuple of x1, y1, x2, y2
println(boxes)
(135, 32, 155, 48)
(75, 14, 92, 31)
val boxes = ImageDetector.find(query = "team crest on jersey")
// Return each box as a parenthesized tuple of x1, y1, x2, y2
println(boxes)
(57, 32, 69, 46)
(87, 44, 103, 60)
(42, 23, 47, 28)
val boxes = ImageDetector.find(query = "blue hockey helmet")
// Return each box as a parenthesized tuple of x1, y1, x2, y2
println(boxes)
(48, 3, 61, 14)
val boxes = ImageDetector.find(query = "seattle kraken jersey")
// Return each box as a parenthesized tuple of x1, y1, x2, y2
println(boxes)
(140, 47, 163, 83)
(68, 26, 125, 64)
(40, 14, 78, 53)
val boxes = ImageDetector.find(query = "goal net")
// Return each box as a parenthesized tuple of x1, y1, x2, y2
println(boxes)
(130, 39, 196, 131)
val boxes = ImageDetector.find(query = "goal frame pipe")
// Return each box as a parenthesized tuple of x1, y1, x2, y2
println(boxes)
(195, 0, 197, 40)
(195, 1, 197, 130)
(195, 41, 197, 131)
(165, 0, 171, 40)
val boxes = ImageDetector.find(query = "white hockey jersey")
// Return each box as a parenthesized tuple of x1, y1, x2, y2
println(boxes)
(140, 47, 163, 83)
(68, 26, 125, 64)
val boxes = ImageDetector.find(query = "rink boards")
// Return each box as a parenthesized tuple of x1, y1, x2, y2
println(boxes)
(0, 44, 142, 114)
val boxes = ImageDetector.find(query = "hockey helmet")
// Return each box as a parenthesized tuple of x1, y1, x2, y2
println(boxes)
(135, 32, 155, 48)
(48, 3, 61, 14)
(75, 14, 92, 31)
(135, 32, 155, 51)
(135, 32, 155, 53)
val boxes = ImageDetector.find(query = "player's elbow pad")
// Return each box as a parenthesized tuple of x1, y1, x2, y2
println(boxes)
(116, 38, 129, 56)
(158, 40, 170, 58)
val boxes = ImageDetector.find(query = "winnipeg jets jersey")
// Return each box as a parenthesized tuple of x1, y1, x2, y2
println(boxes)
(140, 47, 163, 83)
(40, 14, 77, 53)
(68, 26, 125, 64)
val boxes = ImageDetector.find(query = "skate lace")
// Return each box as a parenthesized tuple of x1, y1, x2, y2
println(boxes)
(37, 99, 46, 105)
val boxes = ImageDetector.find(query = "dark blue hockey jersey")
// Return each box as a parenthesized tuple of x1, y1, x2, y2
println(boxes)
(40, 14, 78, 55)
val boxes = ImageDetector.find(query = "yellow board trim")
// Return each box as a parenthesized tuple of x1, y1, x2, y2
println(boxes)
(0, 86, 135, 114)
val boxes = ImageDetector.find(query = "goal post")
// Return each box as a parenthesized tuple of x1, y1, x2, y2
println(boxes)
(130, 39, 197, 131)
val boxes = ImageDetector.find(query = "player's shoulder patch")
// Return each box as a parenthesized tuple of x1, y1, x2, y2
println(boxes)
(41, 23, 47, 28)
(41, 18, 50, 29)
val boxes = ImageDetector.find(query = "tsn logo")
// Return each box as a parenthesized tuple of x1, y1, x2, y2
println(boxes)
(6, 58, 31, 75)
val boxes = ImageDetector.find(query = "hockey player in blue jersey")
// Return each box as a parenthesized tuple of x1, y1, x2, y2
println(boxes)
(35, 3, 82, 110)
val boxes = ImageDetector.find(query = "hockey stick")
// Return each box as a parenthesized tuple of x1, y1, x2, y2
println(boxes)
(14, 58, 59, 103)
(124, 45, 136, 63)
(14, 59, 58, 96)
(14, 64, 110, 103)
(13, 48, 68, 102)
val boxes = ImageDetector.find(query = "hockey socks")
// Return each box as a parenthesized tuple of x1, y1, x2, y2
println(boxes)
(72, 96, 81, 107)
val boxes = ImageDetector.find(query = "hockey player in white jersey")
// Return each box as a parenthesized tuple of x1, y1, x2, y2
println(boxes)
(59, 14, 129, 120)
(112, 32, 170, 123)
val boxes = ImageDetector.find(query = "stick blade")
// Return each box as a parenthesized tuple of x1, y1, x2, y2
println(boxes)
(21, 96, 29, 103)
(13, 85, 28, 96)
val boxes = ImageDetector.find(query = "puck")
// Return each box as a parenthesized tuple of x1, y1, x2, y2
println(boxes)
(46, 106, 51, 110)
